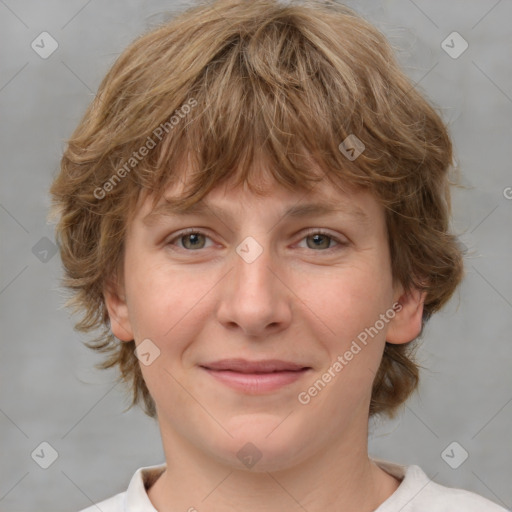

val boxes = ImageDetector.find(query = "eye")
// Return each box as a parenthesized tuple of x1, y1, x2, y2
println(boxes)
(168, 228, 214, 250)
(297, 229, 348, 252)
(166, 228, 348, 252)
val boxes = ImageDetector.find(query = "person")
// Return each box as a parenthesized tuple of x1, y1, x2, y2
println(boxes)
(48, 0, 508, 510)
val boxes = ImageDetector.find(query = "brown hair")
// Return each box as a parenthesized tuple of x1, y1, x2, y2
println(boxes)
(48, 0, 464, 420)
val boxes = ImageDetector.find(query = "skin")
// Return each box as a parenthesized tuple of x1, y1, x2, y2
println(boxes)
(105, 164, 425, 512)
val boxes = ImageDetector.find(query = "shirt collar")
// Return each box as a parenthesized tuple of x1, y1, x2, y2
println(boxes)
(125, 463, 166, 512)
(124, 458, 420, 511)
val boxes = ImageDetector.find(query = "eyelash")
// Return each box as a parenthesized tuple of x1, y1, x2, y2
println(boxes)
(166, 228, 348, 253)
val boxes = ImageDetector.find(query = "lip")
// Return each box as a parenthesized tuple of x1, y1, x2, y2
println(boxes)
(201, 358, 309, 373)
(200, 359, 311, 394)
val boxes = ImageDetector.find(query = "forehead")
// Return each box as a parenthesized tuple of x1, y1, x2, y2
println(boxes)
(134, 172, 380, 231)
(129, 148, 383, 226)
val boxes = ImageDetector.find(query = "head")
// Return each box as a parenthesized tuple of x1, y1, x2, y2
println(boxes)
(49, 0, 463, 457)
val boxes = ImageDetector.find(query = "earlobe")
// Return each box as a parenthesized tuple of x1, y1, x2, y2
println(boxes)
(103, 279, 134, 342)
(386, 287, 426, 345)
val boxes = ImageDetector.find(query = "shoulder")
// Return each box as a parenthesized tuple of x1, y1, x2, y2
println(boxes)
(373, 459, 509, 512)
(415, 475, 509, 512)
(76, 491, 126, 512)
(74, 463, 165, 512)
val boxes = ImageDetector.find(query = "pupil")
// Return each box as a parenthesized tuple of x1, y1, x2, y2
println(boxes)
(189, 234, 200, 246)
(312, 234, 328, 249)
(182, 233, 203, 249)
(182, 233, 330, 249)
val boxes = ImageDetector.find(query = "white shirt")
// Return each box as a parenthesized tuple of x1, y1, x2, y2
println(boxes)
(78, 458, 509, 511)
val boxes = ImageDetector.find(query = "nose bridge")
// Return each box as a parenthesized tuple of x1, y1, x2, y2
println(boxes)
(216, 231, 291, 335)
(232, 232, 276, 300)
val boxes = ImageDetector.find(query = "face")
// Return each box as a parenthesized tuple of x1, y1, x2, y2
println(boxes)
(105, 167, 424, 472)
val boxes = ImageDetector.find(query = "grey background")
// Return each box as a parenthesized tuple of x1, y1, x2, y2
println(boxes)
(1, 0, 511, 510)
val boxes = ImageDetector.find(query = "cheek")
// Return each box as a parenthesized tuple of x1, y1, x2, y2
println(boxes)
(125, 258, 218, 347)
(298, 260, 394, 339)
(297, 263, 394, 401)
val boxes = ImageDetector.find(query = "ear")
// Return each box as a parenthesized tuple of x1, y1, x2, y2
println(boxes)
(386, 284, 426, 344)
(103, 276, 134, 342)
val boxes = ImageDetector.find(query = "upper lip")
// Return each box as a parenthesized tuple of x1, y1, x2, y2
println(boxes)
(200, 358, 310, 373)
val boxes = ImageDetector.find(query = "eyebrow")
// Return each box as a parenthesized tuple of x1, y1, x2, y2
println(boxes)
(142, 198, 369, 227)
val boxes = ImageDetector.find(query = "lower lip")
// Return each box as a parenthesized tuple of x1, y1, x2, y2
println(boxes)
(202, 368, 310, 393)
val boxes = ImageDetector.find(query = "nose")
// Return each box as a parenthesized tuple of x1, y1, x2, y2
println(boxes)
(215, 237, 292, 337)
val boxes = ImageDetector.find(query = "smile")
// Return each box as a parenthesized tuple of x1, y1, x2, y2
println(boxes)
(201, 368, 311, 393)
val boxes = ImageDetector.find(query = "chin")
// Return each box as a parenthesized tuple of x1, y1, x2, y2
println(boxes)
(208, 415, 311, 472)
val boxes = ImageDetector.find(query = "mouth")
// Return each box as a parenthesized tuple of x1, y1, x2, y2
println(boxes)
(199, 359, 312, 394)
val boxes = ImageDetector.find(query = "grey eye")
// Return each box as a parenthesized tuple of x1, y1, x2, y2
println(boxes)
(180, 232, 207, 250)
(305, 233, 333, 250)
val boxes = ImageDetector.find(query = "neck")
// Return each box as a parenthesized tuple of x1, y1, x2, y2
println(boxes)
(147, 425, 400, 512)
